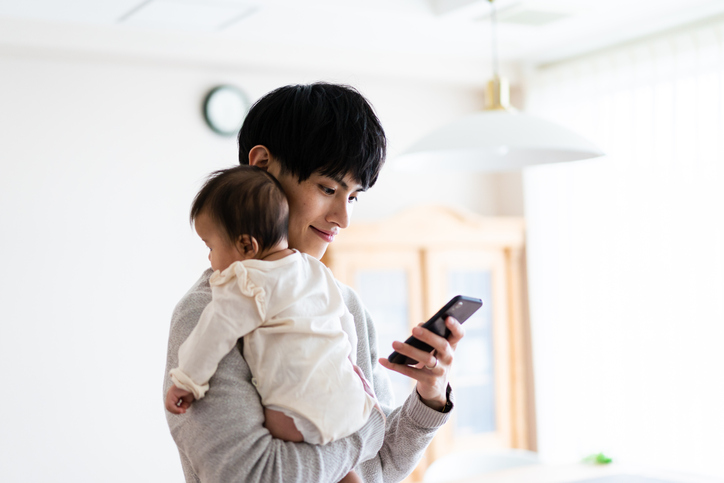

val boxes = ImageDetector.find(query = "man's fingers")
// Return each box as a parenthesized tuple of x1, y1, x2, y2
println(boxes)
(379, 357, 439, 383)
(445, 316, 465, 347)
(390, 340, 438, 367)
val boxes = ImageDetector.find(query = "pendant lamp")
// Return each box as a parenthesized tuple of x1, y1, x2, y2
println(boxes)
(393, 0, 604, 172)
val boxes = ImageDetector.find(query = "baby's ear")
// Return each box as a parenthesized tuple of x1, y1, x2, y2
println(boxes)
(237, 234, 259, 259)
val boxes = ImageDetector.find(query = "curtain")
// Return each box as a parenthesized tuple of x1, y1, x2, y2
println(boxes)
(523, 16, 724, 476)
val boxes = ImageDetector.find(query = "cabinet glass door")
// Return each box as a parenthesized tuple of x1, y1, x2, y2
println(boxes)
(447, 269, 496, 435)
(425, 249, 511, 451)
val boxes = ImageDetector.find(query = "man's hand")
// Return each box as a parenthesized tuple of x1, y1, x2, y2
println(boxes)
(379, 316, 464, 411)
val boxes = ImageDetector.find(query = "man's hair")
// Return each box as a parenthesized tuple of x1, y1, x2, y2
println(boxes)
(190, 165, 289, 254)
(238, 83, 386, 190)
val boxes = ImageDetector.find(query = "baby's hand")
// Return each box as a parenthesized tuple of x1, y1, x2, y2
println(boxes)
(165, 385, 195, 414)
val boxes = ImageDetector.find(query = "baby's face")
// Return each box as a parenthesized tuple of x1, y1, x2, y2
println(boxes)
(194, 211, 245, 272)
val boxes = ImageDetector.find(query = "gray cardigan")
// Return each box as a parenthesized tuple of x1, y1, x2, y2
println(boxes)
(164, 269, 452, 482)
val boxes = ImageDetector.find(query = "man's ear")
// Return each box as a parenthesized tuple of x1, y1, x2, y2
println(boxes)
(248, 145, 272, 170)
(236, 234, 260, 259)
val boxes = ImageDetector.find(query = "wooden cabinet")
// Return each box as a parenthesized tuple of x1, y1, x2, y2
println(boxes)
(322, 205, 536, 480)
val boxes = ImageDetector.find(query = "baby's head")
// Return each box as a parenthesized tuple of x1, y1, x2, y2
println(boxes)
(191, 165, 289, 272)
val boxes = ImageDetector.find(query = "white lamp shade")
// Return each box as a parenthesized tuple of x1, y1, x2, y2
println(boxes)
(393, 110, 605, 172)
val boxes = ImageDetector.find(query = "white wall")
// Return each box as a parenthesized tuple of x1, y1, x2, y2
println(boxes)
(0, 39, 520, 481)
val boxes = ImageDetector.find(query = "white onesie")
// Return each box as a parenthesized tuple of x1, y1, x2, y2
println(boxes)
(169, 250, 376, 445)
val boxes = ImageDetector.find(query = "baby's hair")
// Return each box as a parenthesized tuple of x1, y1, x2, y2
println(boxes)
(190, 165, 289, 254)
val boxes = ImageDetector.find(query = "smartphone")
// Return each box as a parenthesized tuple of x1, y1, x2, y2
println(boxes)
(387, 295, 483, 366)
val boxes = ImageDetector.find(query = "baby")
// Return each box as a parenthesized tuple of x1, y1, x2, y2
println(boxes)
(165, 166, 377, 483)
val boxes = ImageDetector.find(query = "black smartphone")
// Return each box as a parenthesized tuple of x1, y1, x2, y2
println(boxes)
(387, 295, 483, 366)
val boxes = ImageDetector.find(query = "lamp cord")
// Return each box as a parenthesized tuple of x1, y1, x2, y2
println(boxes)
(489, 0, 499, 78)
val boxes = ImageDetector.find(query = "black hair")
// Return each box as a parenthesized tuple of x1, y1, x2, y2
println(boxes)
(238, 83, 386, 190)
(190, 165, 289, 254)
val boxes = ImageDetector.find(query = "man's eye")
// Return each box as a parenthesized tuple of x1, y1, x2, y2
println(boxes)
(348, 195, 358, 203)
(320, 185, 335, 195)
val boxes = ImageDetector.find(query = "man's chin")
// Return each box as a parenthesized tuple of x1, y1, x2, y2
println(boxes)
(309, 245, 328, 260)
(291, 240, 328, 260)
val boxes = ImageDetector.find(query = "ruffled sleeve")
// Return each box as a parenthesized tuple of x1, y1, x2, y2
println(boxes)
(211, 261, 266, 320)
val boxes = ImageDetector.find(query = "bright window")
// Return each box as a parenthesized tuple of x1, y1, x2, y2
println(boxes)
(524, 18, 724, 477)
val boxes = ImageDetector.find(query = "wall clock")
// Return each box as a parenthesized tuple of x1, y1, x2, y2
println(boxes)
(202, 85, 250, 136)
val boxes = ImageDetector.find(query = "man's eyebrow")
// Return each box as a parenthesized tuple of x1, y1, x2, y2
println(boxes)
(331, 174, 366, 192)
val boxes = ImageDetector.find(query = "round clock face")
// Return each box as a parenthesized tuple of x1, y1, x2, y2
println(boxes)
(203, 85, 250, 136)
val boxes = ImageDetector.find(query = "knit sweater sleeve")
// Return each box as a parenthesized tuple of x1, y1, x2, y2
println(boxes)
(163, 270, 386, 483)
(338, 283, 454, 483)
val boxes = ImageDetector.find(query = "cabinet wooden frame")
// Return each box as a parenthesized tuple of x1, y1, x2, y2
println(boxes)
(322, 205, 536, 479)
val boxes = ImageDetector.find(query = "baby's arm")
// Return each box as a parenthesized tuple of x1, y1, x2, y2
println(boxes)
(165, 385, 195, 414)
(170, 274, 265, 401)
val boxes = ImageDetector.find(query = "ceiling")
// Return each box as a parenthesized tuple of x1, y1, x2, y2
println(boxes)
(1, 0, 724, 84)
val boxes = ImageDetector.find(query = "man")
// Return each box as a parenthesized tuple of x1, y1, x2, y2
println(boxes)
(164, 83, 463, 482)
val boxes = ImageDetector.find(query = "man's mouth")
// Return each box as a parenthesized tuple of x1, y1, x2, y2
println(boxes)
(310, 226, 337, 243)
